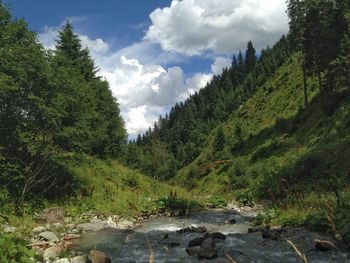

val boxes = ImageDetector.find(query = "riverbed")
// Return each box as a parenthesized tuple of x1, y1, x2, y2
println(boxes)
(76, 209, 350, 263)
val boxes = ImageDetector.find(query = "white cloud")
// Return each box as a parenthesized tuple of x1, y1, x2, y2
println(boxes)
(101, 56, 213, 136)
(211, 57, 232, 75)
(146, 0, 288, 55)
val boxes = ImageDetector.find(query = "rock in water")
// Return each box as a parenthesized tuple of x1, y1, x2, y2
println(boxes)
(191, 226, 207, 233)
(209, 232, 226, 241)
(188, 237, 205, 247)
(315, 239, 337, 251)
(224, 219, 236, 224)
(262, 229, 279, 240)
(248, 226, 265, 233)
(202, 238, 215, 249)
(90, 250, 111, 263)
(197, 248, 218, 260)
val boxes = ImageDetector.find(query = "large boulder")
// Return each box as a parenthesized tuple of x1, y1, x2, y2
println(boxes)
(209, 232, 226, 241)
(188, 237, 205, 247)
(39, 207, 65, 224)
(197, 248, 218, 260)
(90, 250, 111, 263)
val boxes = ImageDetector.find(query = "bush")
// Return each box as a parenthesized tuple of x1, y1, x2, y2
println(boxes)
(206, 195, 228, 208)
(234, 190, 254, 207)
(0, 234, 35, 263)
(253, 209, 278, 226)
(155, 196, 200, 215)
(305, 210, 330, 232)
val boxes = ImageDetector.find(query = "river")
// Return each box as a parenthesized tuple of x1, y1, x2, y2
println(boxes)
(75, 209, 350, 263)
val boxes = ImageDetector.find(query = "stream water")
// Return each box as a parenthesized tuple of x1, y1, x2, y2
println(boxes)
(76, 210, 350, 263)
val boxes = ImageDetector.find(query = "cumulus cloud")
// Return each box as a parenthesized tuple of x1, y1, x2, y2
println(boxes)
(146, 0, 288, 55)
(102, 56, 212, 136)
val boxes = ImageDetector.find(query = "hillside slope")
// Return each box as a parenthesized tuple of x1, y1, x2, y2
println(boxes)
(174, 53, 350, 231)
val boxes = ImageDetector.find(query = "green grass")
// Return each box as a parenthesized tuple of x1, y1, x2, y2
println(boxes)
(58, 154, 196, 218)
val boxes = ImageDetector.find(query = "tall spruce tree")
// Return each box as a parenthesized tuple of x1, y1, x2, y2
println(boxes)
(56, 21, 97, 81)
(287, 0, 309, 107)
(245, 41, 257, 73)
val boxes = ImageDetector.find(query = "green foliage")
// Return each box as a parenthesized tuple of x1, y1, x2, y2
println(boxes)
(253, 208, 278, 226)
(234, 190, 254, 207)
(126, 36, 290, 179)
(0, 4, 126, 210)
(155, 196, 200, 216)
(205, 195, 228, 208)
(305, 210, 330, 232)
(0, 234, 35, 263)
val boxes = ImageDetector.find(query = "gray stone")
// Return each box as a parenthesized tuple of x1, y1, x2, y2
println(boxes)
(90, 250, 111, 263)
(201, 238, 215, 249)
(3, 226, 16, 233)
(38, 231, 59, 242)
(116, 219, 133, 229)
(197, 248, 218, 260)
(188, 237, 205, 247)
(33, 226, 47, 233)
(71, 255, 88, 263)
(262, 229, 279, 240)
(209, 232, 226, 240)
(55, 258, 70, 263)
(77, 222, 105, 232)
(43, 246, 61, 260)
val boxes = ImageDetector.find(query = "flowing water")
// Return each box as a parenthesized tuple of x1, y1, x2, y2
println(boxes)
(76, 210, 350, 263)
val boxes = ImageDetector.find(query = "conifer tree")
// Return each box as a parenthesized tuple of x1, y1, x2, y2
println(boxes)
(56, 21, 97, 81)
(245, 41, 257, 73)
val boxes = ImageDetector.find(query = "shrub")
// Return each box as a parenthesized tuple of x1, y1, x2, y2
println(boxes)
(234, 190, 254, 207)
(305, 210, 330, 232)
(0, 234, 35, 263)
(206, 195, 228, 208)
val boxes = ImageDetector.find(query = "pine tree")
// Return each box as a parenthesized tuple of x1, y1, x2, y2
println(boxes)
(245, 41, 257, 73)
(287, 0, 309, 108)
(56, 21, 98, 81)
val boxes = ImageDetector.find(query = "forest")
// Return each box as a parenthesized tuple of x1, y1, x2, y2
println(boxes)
(0, 0, 350, 262)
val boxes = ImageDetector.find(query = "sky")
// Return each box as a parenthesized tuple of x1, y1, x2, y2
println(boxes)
(4, 0, 289, 138)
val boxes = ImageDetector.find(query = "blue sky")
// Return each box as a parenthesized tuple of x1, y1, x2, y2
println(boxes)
(3, 0, 289, 137)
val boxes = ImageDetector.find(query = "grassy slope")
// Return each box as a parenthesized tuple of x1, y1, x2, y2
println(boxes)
(1, 155, 193, 234)
(60, 154, 194, 217)
(174, 53, 350, 226)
